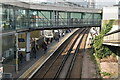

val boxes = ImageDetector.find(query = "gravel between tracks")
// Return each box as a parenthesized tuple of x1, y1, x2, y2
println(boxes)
(81, 49, 97, 78)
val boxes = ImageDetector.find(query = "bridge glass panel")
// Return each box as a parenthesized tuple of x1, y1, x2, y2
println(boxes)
(29, 10, 38, 28)
(14, 7, 28, 29)
(39, 11, 51, 27)
(1, 3, 102, 31)
(59, 12, 67, 26)
(50, 11, 55, 26)
(2, 34, 16, 74)
(2, 35, 15, 61)
(71, 12, 82, 27)
(71, 12, 81, 19)
(0, 3, 2, 61)
(83, 13, 91, 24)
(2, 5, 15, 31)
(94, 14, 101, 24)
(37, 11, 43, 27)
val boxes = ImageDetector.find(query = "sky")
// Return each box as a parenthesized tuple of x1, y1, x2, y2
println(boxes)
(19, 0, 120, 7)
(19, 0, 119, 3)
(95, 0, 119, 6)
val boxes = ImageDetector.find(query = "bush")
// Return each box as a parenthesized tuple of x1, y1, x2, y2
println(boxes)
(93, 20, 114, 59)
(100, 72, 111, 76)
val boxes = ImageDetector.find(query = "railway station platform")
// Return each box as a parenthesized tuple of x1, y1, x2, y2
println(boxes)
(7, 28, 78, 78)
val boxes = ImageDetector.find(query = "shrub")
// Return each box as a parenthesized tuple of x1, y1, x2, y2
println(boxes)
(93, 20, 114, 59)
(100, 72, 111, 76)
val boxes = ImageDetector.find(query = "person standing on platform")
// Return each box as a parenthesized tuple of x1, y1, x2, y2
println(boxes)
(19, 52, 23, 64)
(36, 43, 39, 50)
(32, 47, 36, 58)
(55, 32, 59, 42)
(50, 38, 53, 43)
(46, 38, 49, 44)
(42, 41, 48, 53)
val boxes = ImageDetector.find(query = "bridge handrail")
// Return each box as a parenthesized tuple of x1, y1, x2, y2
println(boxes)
(1, 18, 101, 32)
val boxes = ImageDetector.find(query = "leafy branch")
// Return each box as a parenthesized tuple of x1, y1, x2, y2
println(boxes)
(93, 20, 114, 59)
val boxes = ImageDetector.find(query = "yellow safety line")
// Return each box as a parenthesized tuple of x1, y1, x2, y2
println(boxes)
(19, 56, 46, 78)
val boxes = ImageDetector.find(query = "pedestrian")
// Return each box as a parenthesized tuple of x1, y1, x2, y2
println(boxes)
(42, 41, 48, 53)
(75, 18, 78, 25)
(14, 50, 16, 59)
(69, 29, 71, 32)
(54, 32, 59, 42)
(46, 38, 49, 44)
(62, 31, 65, 37)
(50, 38, 53, 43)
(32, 47, 36, 58)
(36, 44, 39, 50)
(19, 52, 23, 63)
(70, 18, 73, 26)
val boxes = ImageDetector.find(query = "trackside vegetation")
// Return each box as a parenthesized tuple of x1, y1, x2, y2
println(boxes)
(93, 20, 114, 59)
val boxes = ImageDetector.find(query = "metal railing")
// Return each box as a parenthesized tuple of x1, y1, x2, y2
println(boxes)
(2, 18, 101, 32)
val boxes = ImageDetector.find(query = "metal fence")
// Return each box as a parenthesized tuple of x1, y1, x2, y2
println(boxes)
(2, 18, 101, 31)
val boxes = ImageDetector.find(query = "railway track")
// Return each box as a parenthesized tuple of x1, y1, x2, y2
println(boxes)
(31, 28, 90, 79)
(66, 28, 90, 78)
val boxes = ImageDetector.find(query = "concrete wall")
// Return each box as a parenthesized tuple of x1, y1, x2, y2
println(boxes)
(103, 20, 120, 46)
(102, 6, 120, 46)
(103, 6, 119, 20)
(104, 32, 120, 46)
(102, 7, 120, 64)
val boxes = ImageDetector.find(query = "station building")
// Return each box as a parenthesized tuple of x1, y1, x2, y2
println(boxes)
(0, 0, 102, 77)
(102, 4, 120, 64)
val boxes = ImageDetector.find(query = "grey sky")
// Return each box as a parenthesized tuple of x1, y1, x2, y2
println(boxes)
(19, 0, 120, 7)
(19, 0, 119, 3)
(95, 0, 119, 6)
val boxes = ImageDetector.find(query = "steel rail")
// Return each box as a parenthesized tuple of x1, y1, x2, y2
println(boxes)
(66, 28, 90, 79)
(54, 28, 88, 79)
(42, 29, 85, 78)
(31, 28, 84, 79)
